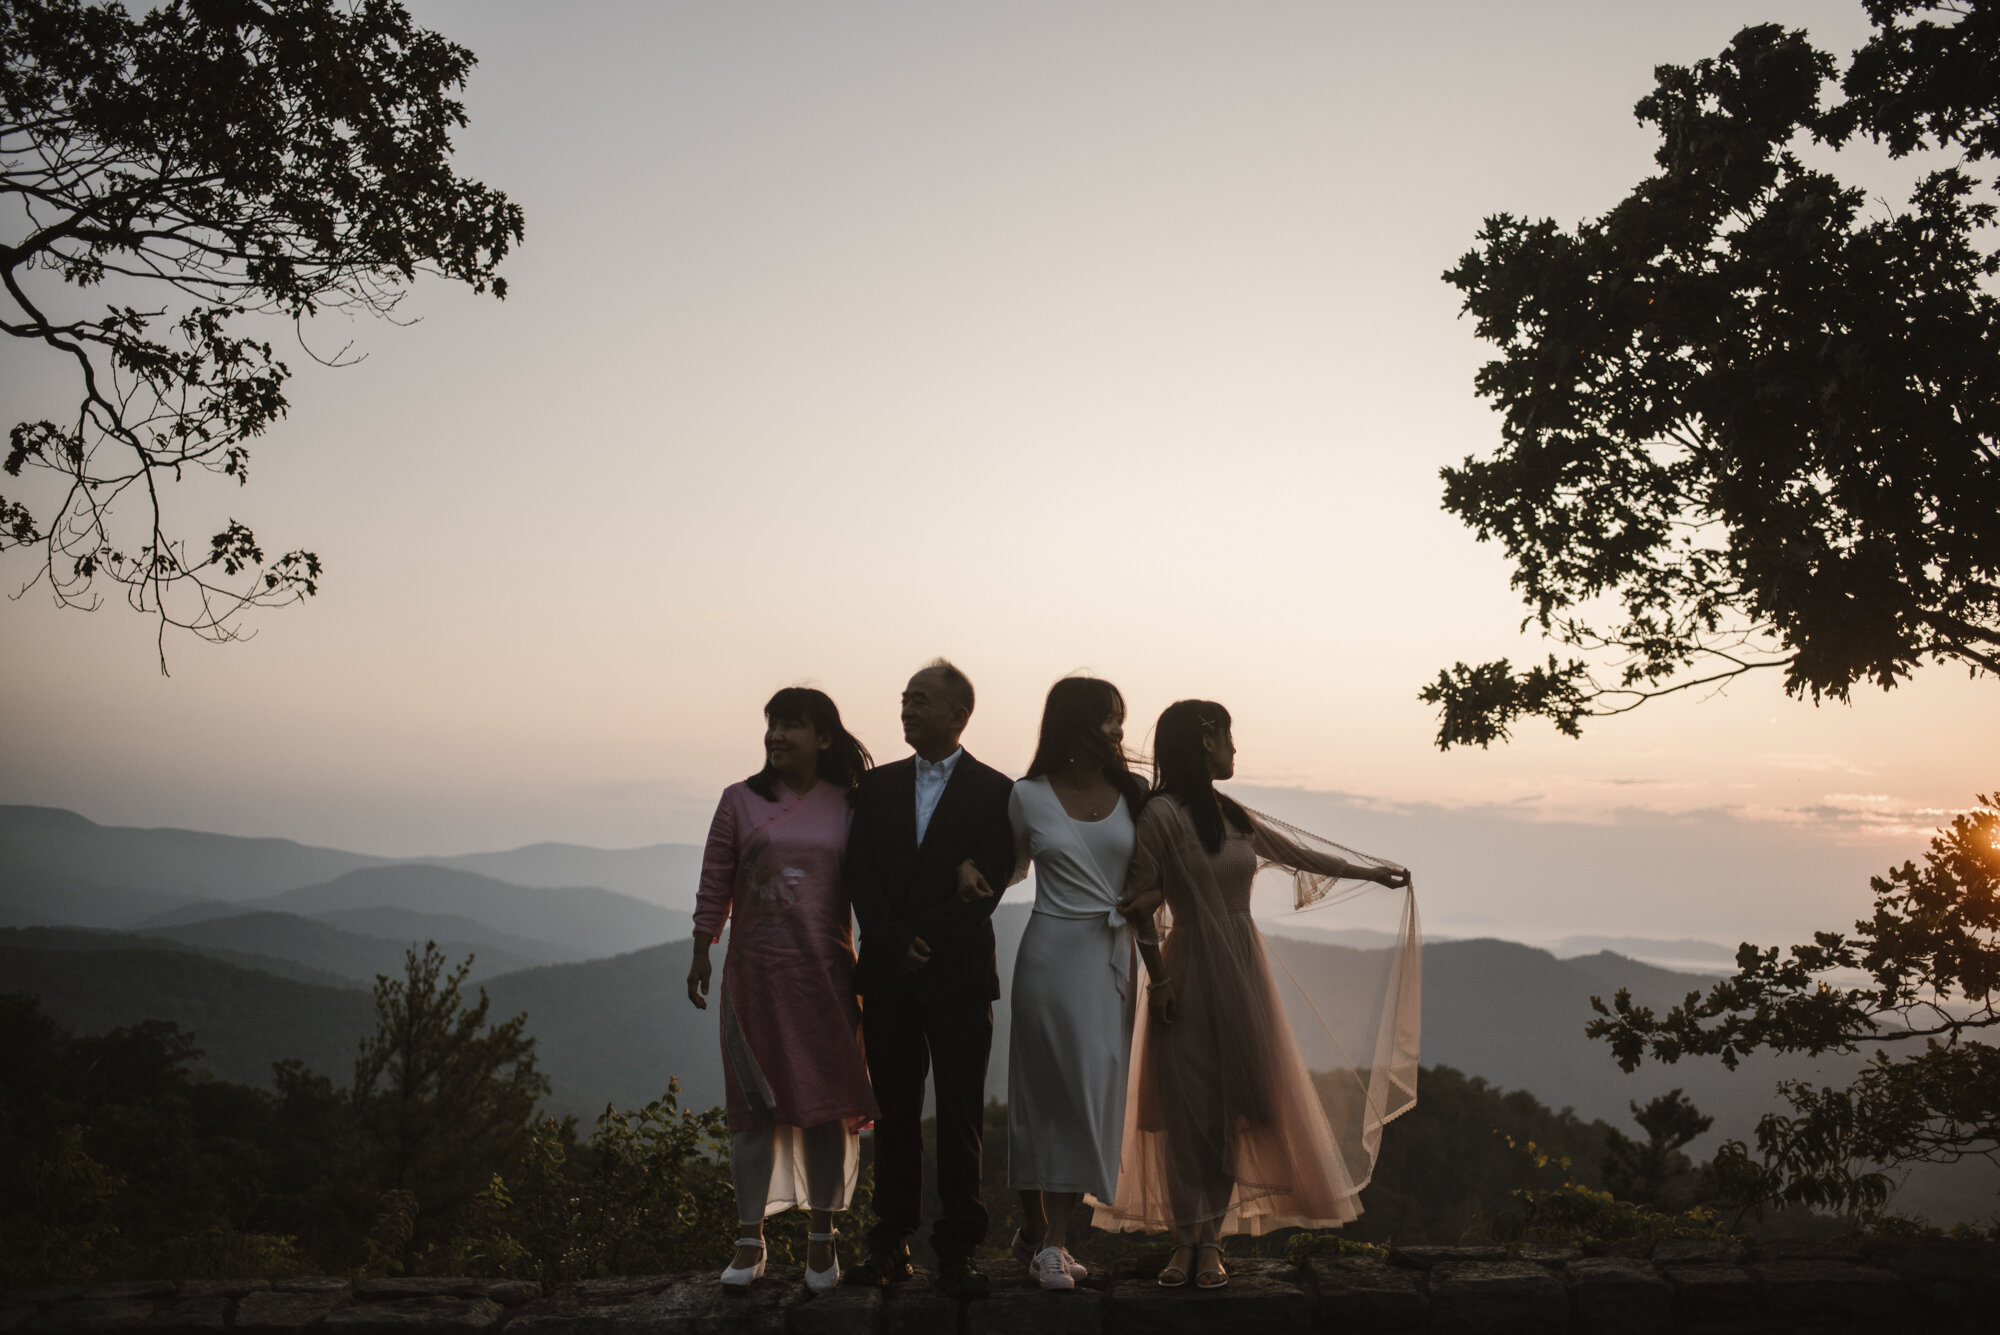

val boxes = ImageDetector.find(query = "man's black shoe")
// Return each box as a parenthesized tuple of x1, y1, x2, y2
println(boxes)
(936, 1255, 989, 1298)
(845, 1248, 912, 1287)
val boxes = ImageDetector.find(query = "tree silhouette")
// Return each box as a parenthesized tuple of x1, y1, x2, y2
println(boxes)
(1, 0, 521, 667)
(1588, 796, 2000, 1218)
(1426, 2, 1999, 748)
(350, 943, 547, 1249)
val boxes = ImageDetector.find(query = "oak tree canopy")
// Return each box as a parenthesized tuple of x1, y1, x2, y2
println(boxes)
(1426, 2, 2000, 749)
(1, 0, 521, 666)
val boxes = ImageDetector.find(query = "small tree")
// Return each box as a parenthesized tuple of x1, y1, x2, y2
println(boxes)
(1425, 2, 2000, 748)
(1588, 795, 2000, 1220)
(351, 943, 548, 1252)
(1603, 1089, 1714, 1209)
(0, 0, 521, 665)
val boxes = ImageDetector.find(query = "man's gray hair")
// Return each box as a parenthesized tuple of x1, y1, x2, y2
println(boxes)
(923, 657, 975, 715)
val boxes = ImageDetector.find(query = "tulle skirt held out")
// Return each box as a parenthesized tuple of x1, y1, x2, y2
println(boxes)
(1094, 911, 1360, 1236)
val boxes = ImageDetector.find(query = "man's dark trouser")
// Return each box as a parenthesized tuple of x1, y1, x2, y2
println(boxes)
(862, 996, 993, 1262)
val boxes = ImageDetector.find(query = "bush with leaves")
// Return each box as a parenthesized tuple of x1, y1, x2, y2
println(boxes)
(431, 1088, 736, 1282)
(1589, 795, 2000, 1223)
(1491, 1133, 1732, 1247)
(0, 993, 301, 1285)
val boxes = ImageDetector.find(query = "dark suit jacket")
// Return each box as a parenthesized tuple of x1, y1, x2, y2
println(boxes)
(847, 751, 1016, 1005)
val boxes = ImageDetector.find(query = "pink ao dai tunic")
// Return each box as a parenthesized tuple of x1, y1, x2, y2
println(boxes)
(694, 780, 878, 1133)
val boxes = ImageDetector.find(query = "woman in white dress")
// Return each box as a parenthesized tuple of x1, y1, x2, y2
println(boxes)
(1005, 676, 1147, 1291)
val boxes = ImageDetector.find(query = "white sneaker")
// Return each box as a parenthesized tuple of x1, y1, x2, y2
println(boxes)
(720, 1236, 765, 1288)
(804, 1229, 840, 1294)
(1032, 1245, 1075, 1291)
(1012, 1229, 1087, 1279)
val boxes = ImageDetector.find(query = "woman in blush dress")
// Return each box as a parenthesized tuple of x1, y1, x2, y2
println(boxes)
(1004, 676, 1147, 1290)
(686, 687, 879, 1293)
(1098, 700, 1420, 1290)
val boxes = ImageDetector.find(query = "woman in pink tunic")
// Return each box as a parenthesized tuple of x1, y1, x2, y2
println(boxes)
(686, 687, 878, 1292)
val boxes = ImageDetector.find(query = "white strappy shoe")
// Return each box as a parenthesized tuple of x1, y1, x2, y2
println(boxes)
(720, 1236, 766, 1288)
(804, 1228, 841, 1293)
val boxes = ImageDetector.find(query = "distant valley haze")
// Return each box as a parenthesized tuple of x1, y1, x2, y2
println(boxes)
(5, 800, 1995, 1227)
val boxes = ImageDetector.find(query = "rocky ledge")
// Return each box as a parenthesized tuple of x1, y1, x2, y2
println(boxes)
(3, 1238, 1997, 1335)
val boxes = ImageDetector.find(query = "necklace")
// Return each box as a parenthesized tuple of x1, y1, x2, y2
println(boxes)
(1054, 774, 1112, 821)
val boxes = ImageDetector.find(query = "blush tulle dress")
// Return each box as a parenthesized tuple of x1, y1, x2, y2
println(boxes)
(1093, 796, 1421, 1237)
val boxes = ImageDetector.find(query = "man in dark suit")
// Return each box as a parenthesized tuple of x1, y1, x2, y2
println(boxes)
(846, 658, 1015, 1296)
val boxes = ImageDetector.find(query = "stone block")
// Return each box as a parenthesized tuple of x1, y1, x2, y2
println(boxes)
(1749, 1260, 1902, 1323)
(785, 1283, 880, 1335)
(1751, 1238, 1861, 1263)
(1862, 1237, 2000, 1313)
(1303, 1255, 1426, 1330)
(514, 1275, 795, 1335)
(323, 1298, 504, 1335)
(1652, 1240, 1745, 1268)
(1390, 1246, 1507, 1269)
(175, 1283, 269, 1301)
(561, 1279, 675, 1306)
(32, 1300, 162, 1331)
(1515, 1247, 1581, 1266)
(653, 1270, 798, 1335)
(1567, 1257, 1671, 1335)
(82, 1285, 174, 1304)
(272, 1282, 352, 1298)
(1660, 1265, 1767, 1335)
(352, 1283, 483, 1303)
(1427, 1261, 1567, 1334)
(1, 1309, 39, 1334)
(5, 1294, 81, 1308)
(880, 1273, 954, 1335)
(966, 1257, 1103, 1335)
(1107, 1264, 1311, 1335)
(235, 1289, 351, 1334)
(483, 1284, 539, 1309)
(143, 1296, 231, 1334)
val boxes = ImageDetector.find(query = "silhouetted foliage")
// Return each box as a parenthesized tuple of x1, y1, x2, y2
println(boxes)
(0, 992, 301, 1285)
(0, 945, 784, 1283)
(1490, 1128, 1728, 1247)
(0, 0, 521, 666)
(1589, 795, 2000, 1220)
(1604, 1088, 1715, 1208)
(349, 943, 548, 1253)
(1427, 2, 2000, 748)
(1323, 1064, 1617, 1245)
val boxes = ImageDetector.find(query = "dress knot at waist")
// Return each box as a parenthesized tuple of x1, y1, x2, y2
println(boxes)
(1030, 903, 1134, 999)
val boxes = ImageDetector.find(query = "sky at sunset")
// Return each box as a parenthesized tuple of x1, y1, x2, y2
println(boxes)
(4, 1, 1993, 946)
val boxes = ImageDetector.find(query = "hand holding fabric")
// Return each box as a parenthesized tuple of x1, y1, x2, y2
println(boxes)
(1147, 977, 1177, 1027)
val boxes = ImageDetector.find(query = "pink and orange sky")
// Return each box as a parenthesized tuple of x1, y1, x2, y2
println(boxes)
(3, 1, 1992, 946)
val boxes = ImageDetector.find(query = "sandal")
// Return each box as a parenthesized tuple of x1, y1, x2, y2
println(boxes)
(805, 1229, 840, 1294)
(1194, 1242, 1228, 1290)
(1157, 1242, 1194, 1287)
(720, 1235, 766, 1289)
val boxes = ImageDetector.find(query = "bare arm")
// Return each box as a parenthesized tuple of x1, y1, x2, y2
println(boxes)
(1246, 807, 1408, 887)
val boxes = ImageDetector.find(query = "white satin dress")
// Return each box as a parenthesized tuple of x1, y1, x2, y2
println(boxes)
(1005, 777, 1138, 1202)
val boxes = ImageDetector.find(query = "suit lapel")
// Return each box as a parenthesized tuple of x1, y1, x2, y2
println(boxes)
(917, 750, 978, 862)
(888, 758, 919, 857)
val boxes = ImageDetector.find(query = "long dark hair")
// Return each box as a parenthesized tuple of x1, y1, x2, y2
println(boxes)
(1024, 676, 1146, 817)
(1152, 699, 1248, 854)
(746, 687, 872, 800)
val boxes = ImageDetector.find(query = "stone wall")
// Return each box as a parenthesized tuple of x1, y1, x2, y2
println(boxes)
(3, 1238, 1995, 1335)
